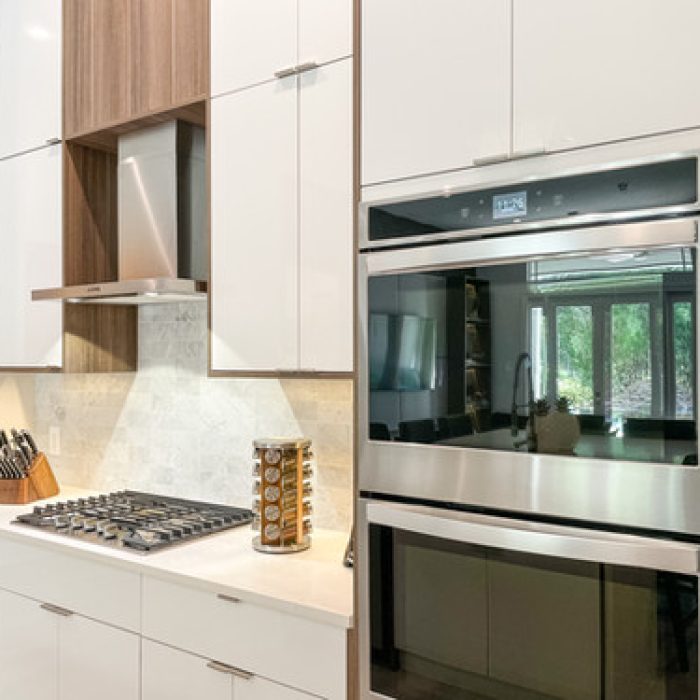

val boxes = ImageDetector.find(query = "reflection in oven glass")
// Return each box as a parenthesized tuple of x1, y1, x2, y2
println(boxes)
(368, 247, 697, 466)
(370, 525, 699, 699)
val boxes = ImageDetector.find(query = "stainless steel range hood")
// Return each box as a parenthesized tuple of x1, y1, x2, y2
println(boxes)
(33, 120, 207, 305)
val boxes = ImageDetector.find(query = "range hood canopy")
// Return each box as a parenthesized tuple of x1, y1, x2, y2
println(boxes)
(33, 120, 207, 305)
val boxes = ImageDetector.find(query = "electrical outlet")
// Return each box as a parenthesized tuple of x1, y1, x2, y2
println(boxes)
(48, 426, 61, 456)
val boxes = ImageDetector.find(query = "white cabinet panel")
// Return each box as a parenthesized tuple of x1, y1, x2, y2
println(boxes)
(0, 0, 61, 158)
(142, 576, 347, 699)
(0, 146, 62, 368)
(0, 590, 58, 700)
(298, 0, 352, 67)
(211, 0, 297, 96)
(362, 0, 511, 185)
(234, 675, 316, 700)
(299, 59, 353, 372)
(59, 615, 140, 700)
(143, 640, 233, 700)
(211, 80, 299, 372)
(513, 0, 700, 154)
(0, 537, 140, 632)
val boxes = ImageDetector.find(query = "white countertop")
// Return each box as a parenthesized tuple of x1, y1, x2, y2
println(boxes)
(0, 487, 354, 628)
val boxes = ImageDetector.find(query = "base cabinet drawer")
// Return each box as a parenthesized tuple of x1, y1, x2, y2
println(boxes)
(0, 537, 140, 631)
(0, 587, 140, 700)
(142, 577, 347, 699)
(143, 640, 319, 700)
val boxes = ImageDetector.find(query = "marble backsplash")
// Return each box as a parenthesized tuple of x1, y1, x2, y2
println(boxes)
(2, 304, 354, 532)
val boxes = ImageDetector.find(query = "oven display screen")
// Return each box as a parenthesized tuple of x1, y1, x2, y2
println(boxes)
(493, 191, 527, 220)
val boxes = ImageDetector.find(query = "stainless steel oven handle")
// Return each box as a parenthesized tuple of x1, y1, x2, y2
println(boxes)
(367, 502, 700, 575)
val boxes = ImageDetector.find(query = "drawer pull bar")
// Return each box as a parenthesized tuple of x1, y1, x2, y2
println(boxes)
(217, 593, 241, 604)
(207, 660, 254, 680)
(40, 602, 73, 617)
(294, 61, 319, 75)
(274, 65, 298, 79)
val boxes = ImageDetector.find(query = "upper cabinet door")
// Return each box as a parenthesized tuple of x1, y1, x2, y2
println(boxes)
(0, 0, 61, 158)
(0, 146, 63, 369)
(210, 0, 297, 96)
(299, 59, 354, 372)
(298, 0, 352, 67)
(513, 0, 700, 155)
(210, 80, 299, 372)
(361, 0, 511, 185)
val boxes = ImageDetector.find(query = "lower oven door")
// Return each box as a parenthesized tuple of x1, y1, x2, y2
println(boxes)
(360, 499, 700, 700)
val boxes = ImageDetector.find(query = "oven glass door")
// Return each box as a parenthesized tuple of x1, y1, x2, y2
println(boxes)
(369, 521, 699, 699)
(366, 242, 697, 465)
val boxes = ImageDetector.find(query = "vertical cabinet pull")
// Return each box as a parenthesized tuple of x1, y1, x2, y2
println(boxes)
(207, 660, 254, 680)
(40, 602, 74, 617)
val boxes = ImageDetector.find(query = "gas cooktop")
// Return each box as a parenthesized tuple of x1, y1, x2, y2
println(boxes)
(14, 491, 254, 553)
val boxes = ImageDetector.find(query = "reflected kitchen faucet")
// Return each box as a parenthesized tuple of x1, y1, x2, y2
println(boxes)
(511, 352, 537, 450)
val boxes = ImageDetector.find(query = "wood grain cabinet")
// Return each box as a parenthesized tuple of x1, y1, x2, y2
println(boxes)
(0, 587, 140, 700)
(64, 0, 208, 137)
(512, 0, 700, 156)
(0, 146, 63, 369)
(0, 0, 61, 159)
(211, 58, 353, 373)
(211, 0, 352, 97)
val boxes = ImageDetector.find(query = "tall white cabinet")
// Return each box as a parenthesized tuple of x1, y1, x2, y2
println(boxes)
(210, 0, 353, 373)
(0, 145, 63, 368)
(0, 0, 62, 159)
(0, 0, 63, 369)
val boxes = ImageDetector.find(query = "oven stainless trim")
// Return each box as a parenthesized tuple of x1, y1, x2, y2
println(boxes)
(358, 217, 700, 535)
(359, 150, 700, 250)
(367, 501, 700, 574)
(356, 497, 700, 699)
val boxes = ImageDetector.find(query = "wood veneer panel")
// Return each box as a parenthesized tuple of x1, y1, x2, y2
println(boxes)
(172, 0, 209, 104)
(130, 0, 173, 115)
(68, 100, 206, 152)
(64, 143, 118, 286)
(63, 0, 94, 136)
(64, 305, 138, 373)
(93, 0, 130, 129)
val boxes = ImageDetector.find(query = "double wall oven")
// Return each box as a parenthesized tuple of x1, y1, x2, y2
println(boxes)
(358, 154, 700, 699)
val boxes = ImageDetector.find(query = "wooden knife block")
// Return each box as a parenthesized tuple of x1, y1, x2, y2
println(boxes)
(0, 453, 59, 505)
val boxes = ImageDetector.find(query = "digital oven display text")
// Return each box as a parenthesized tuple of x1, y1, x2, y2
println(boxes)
(493, 191, 527, 220)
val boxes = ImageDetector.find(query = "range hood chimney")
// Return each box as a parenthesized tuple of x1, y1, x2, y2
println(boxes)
(33, 120, 207, 305)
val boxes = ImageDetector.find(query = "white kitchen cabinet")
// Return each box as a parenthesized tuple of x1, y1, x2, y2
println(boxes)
(211, 58, 353, 373)
(0, 587, 139, 700)
(0, 0, 61, 159)
(361, 0, 511, 185)
(59, 613, 140, 700)
(0, 145, 62, 368)
(143, 640, 233, 700)
(210, 78, 299, 372)
(299, 59, 353, 372)
(0, 589, 58, 700)
(210, 0, 297, 97)
(142, 640, 317, 700)
(211, 0, 351, 97)
(513, 0, 700, 155)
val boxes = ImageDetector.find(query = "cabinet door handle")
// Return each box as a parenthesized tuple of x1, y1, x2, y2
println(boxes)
(217, 593, 241, 604)
(45, 137, 61, 146)
(274, 65, 298, 79)
(472, 153, 510, 167)
(40, 602, 73, 617)
(509, 147, 547, 161)
(207, 660, 254, 680)
(295, 61, 319, 75)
